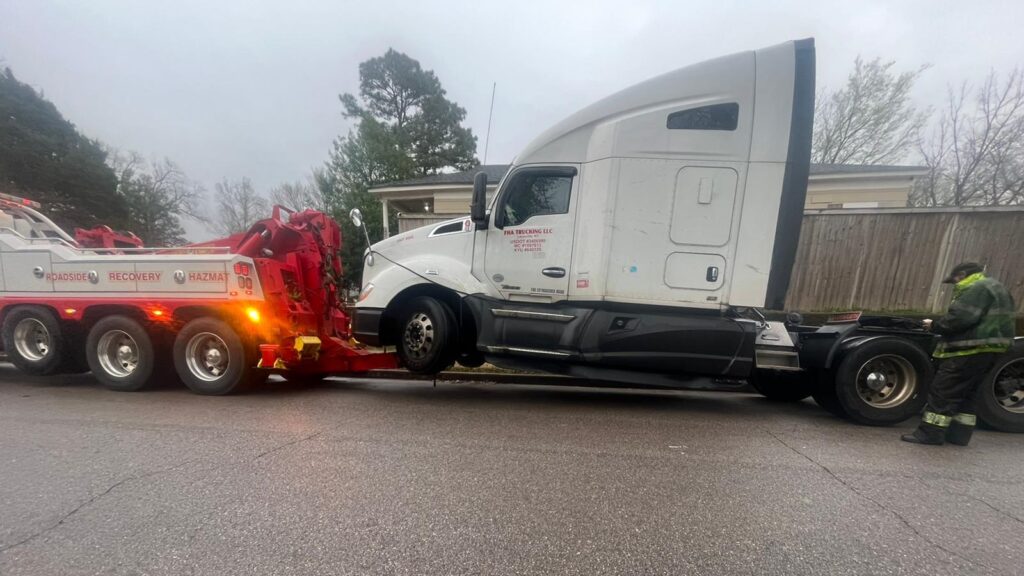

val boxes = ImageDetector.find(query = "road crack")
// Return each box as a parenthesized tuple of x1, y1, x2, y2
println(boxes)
(0, 458, 197, 555)
(917, 477, 1024, 526)
(252, 430, 323, 461)
(764, 428, 997, 574)
(0, 429, 324, 555)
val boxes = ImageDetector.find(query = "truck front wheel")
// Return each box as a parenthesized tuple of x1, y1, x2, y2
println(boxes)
(173, 317, 264, 395)
(396, 296, 457, 374)
(85, 315, 155, 391)
(831, 338, 932, 426)
(2, 306, 65, 376)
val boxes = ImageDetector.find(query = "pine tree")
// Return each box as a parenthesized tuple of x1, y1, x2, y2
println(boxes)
(0, 67, 126, 230)
(321, 49, 478, 287)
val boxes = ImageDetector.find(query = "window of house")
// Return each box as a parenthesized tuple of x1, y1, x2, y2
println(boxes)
(499, 172, 573, 227)
(666, 103, 739, 131)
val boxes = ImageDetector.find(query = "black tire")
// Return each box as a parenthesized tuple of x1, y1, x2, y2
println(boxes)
(85, 315, 155, 392)
(1, 305, 65, 376)
(832, 337, 933, 426)
(456, 351, 486, 369)
(60, 325, 90, 374)
(396, 296, 457, 374)
(173, 317, 262, 395)
(811, 373, 845, 417)
(749, 369, 815, 402)
(975, 344, 1024, 433)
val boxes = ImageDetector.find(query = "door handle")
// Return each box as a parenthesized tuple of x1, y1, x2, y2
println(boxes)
(542, 267, 566, 278)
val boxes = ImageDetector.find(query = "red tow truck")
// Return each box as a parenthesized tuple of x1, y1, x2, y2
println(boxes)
(0, 192, 395, 394)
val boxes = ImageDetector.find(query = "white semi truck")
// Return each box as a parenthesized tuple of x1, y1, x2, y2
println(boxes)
(350, 39, 1024, 431)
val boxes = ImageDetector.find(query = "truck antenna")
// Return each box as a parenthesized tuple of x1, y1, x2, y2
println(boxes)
(483, 82, 496, 165)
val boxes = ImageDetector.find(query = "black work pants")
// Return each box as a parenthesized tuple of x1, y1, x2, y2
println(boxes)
(926, 353, 1000, 416)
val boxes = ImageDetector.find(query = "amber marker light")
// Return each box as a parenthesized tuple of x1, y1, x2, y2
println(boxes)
(246, 307, 261, 323)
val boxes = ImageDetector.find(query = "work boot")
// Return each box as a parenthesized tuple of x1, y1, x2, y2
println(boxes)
(947, 413, 976, 446)
(901, 423, 946, 445)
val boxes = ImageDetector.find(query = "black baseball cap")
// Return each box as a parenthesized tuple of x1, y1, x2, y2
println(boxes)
(942, 262, 984, 284)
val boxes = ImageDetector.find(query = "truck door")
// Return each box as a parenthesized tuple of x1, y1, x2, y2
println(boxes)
(483, 166, 578, 302)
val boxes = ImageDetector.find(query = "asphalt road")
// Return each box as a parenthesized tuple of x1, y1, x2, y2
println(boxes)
(1, 364, 1023, 576)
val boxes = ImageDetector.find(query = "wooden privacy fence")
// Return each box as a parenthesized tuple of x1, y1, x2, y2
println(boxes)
(786, 207, 1024, 314)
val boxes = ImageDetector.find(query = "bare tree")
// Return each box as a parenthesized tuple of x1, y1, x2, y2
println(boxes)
(813, 57, 929, 165)
(268, 172, 325, 213)
(105, 149, 206, 245)
(912, 68, 1024, 206)
(211, 177, 269, 235)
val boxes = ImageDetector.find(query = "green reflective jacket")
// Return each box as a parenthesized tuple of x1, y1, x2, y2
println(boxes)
(932, 273, 1016, 358)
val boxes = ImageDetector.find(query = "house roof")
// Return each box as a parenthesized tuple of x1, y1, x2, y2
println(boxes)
(374, 164, 511, 189)
(372, 162, 927, 190)
(809, 163, 928, 175)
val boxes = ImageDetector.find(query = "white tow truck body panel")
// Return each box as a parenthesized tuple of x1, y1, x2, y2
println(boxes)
(0, 226, 263, 301)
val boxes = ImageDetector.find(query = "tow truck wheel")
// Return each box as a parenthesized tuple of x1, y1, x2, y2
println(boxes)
(174, 317, 260, 395)
(749, 369, 815, 402)
(832, 338, 932, 426)
(975, 344, 1024, 433)
(85, 315, 155, 392)
(396, 296, 457, 374)
(2, 305, 65, 376)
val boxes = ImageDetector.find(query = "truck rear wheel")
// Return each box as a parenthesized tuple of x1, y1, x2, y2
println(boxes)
(174, 317, 263, 395)
(832, 338, 932, 426)
(975, 345, 1024, 433)
(811, 378, 845, 417)
(396, 296, 457, 374)
(2, 306, 65, 376)
(749, 369, 814, 402)
(86, 315, 155, 392)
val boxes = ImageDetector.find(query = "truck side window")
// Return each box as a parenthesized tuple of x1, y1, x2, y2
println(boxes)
(666, 102, 739, 131)
(501, 174, 572, 227)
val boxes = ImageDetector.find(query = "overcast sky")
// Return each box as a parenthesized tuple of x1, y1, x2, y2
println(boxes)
(1, 0, 1022, 239)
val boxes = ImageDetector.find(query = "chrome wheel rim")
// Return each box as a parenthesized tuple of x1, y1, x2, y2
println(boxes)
(185, 332, 230, 382)
(13, 318, 50, 361)
(855, 354, 917, 408)
(993, 358, 1024, 414)
(403, 312, 435, 360)
(96, 330, 139, 377)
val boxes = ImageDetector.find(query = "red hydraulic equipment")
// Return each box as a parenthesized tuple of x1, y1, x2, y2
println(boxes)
(200, 205, 397, 376)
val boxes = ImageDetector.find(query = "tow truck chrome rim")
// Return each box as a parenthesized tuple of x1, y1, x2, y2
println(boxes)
(185, 332, 230, 382)
(13, 318, 50, 361)
(855, 354, 916, 408)
(96, 330, 140, 377)
(993, 358, 1024, 414)
(403, 312, 434, 359)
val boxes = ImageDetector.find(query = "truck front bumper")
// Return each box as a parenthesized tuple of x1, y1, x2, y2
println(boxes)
(352, 307, 384, 346)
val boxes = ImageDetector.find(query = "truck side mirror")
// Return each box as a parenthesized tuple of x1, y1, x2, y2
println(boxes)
(470, 172, 489, 230)
(349, 208, 363, 228)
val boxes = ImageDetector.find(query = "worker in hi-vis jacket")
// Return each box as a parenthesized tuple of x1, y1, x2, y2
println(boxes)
(902, 262, 1016, 446)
